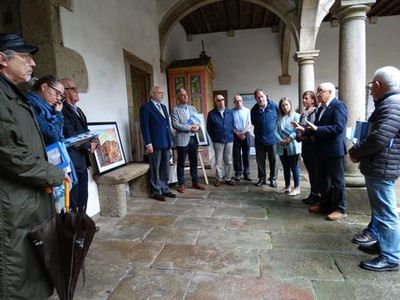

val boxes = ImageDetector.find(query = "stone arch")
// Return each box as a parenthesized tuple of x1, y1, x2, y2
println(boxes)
(159, 0, 300, 61)
(298, 0, 335, 51)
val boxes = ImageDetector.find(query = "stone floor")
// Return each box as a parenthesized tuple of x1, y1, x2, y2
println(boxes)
(73, 162, 400, 300)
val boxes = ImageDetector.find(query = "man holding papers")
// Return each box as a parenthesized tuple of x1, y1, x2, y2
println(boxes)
(171, 88, 205, 193)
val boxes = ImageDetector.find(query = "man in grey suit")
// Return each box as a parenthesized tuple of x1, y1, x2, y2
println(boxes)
(171, 88, 206, 193)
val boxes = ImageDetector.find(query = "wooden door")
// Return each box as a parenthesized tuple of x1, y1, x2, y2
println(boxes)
(129, 66, 151, 162)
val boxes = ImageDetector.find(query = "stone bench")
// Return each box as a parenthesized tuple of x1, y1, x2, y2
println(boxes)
(94, 163, 149, 217)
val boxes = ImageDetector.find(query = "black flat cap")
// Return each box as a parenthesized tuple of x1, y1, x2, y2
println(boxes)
(0, 33, 38, 54)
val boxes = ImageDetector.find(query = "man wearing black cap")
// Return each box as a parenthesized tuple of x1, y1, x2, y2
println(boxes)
(0, 33, 66, 298)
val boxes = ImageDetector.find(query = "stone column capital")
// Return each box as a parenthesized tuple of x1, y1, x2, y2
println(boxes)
(336, 1, 375, 23)
(293, 50, 320, 65)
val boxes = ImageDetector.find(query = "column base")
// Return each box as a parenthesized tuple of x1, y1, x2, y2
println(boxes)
(345, 173, 365, 187)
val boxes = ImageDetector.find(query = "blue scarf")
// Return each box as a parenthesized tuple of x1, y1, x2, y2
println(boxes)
(26, 91, 65, 141)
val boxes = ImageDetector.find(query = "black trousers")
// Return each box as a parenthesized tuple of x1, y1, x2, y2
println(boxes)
(70, 170, 88, 212)
(255, 143, 277, 181)
(176, 136, 199, 185)
(233, 133, 250, 177)
(318, 156, 346, 213)
(302, 143, 319, 195)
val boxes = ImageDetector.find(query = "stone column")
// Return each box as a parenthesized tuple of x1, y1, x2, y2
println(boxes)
(337, 1, 374, 186)
(294, 50, 320, 111)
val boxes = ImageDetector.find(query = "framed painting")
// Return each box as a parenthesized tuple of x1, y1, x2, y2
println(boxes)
(194, 113, 209, 146)
(87, 122, 126, 174)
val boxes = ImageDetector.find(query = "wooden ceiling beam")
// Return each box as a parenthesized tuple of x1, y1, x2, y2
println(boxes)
(251, 4, 257, 28)
(238, 0, 243, 29)
(211, 3, 221, 31)
(262, 8, 269, 27)
(188, 13, 202, 34)
(224, 0, 233, 30)
(377, 0, 398, 16)
(369, 0, 389, 16)
(199, 7, 212, 33)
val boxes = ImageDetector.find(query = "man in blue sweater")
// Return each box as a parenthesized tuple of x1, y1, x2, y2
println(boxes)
(251, 88, 279, 188)
(207, 94, 235, 187)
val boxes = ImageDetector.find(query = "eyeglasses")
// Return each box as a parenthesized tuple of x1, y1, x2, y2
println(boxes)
(48, 85, 65, 102)
(9, 51, 34, 63)
(65, 87, 79, 93)
(316, 89, 329, 94)
(216, 98, 225, 102)
(367, 81, 376, 89)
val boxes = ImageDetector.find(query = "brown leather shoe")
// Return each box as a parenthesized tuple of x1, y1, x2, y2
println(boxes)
(214, 179, 221, 187)
(225, 179, 236, 186)
(192, 183, 206, 190)
(327, 211, 347, 221)
(308, 204, 322, 213)
(177, 185, 185, 193)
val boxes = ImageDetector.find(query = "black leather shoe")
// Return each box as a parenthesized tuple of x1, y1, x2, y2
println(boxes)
(352, 230, 377, 246)
(302, 194, 320, 205)
(358, 243, 380, 255)
(269, 180, 277, 188)
(359, 256, 400, 272)
(255, 179, 267, 187)
(152, 194, 165, 201)
(243, 175, 252, 181)
(233, 176, 241, 182)
(163, 191, 176, 198)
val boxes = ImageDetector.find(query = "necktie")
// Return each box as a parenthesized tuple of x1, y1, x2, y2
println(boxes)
(157, 103, 165, 118)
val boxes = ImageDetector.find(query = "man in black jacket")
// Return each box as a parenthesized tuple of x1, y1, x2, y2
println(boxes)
(61, 78, 97, 212)
(349, 66, 400, 272)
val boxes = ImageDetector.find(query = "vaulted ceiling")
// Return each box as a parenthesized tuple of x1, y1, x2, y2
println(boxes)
(179, 0, 400, 35)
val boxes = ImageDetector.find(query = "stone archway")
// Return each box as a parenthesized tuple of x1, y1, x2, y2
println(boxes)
(158, 0, 300, 63)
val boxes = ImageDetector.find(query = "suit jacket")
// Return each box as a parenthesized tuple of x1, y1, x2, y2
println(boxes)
(206, 108, 234, 143)
(314, 98, 348, 158)
(140, 101, 173, 150)
(171, 104, 197, 147)
(62, 102, 90, 172)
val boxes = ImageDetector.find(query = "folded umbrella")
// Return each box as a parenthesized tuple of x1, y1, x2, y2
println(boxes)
(29, 179, 97, 300)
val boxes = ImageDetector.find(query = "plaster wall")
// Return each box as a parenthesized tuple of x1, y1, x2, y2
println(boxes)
(59, 0, 166, 216)
(165, 15, 400, 109)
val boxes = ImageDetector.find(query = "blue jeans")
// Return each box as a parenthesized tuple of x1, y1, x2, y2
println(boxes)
(279, 150, 300, 188)
(365, 176, 400, 263)
(176, 136, 199, 185)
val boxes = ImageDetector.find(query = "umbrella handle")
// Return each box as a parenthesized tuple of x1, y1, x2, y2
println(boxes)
(65, 178, 70, 212)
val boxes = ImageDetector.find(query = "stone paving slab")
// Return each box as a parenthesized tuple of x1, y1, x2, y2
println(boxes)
(151, 244, 260, 276)
(185, 272, 314, 300)
(313, 280, 400, 300)
(197, 230, 271, 249)
(213, 207, 267, 219)
(333, 253, 400, 284)
(87, 240, 163, 267)
(175, 197, 243, 208)
(117, 213, 177, 226)
(260, 249, 345, 281)
(225, 218, 285, 233)
(95, 224, 153, 241)
(171, 188, 211, 199)
(271, 231, 359, 253)
(143, 226, 200, 245)
(174, 216, 226, 230)
(108, 266, 193, 300)
(130, 203, 215, 217)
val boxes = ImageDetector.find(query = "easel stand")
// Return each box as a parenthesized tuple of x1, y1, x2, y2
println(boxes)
(198, 147, 208, 185)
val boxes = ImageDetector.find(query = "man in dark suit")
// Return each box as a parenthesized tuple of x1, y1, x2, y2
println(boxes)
(297, 82, 348, 221)
(61, 78, 97, 212)
(140, 86, 175, 201)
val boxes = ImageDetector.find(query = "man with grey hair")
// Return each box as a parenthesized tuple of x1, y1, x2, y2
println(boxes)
(140, 86, 175, 201)
(0, 33, 66, 298)
(349, 66, 400, 272)
(294, 82, 348, 221)
(232, 94, 253, 181)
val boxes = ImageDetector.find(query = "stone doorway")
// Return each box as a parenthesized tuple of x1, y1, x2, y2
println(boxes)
(124, 50, 153, 162)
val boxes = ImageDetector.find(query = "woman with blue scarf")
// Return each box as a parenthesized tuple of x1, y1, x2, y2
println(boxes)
(27, 75, 76, 211)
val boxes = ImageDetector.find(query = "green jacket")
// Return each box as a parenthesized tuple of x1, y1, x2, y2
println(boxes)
(0, 75, 65, 299)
